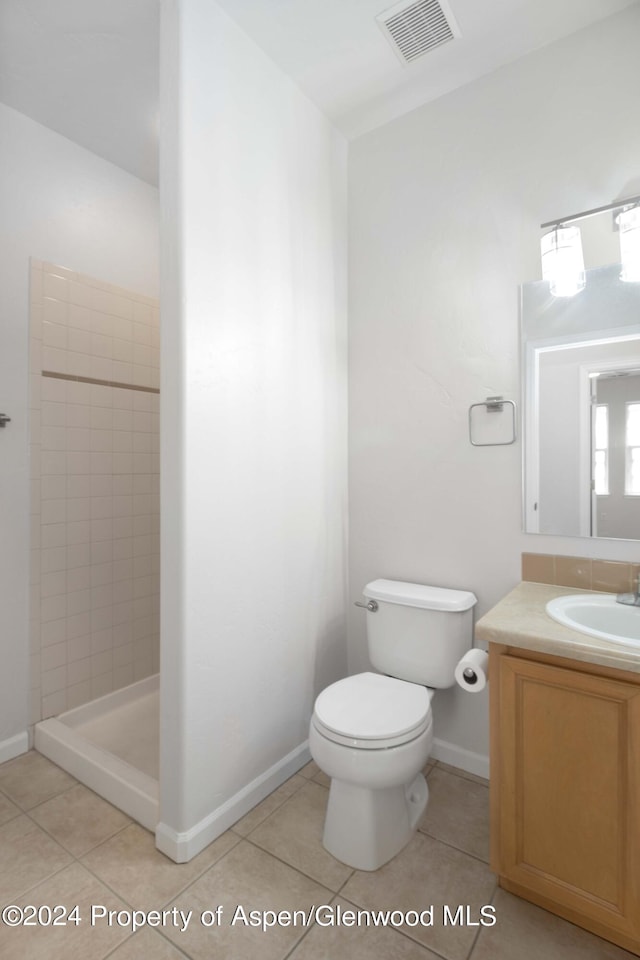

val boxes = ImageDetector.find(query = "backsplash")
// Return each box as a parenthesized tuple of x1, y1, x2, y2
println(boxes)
(522, 553, 640, 593)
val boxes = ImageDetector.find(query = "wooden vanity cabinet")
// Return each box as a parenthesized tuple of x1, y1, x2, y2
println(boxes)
(490, 644, 640, 955)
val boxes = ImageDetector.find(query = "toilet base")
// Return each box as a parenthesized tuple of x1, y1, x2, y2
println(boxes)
(322, 772, 429, 871)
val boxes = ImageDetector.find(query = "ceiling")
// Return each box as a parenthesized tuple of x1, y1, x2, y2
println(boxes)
(0, 0, 636, 186)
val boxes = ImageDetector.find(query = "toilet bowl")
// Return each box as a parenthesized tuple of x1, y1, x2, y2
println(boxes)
(309, 579, 476, 872)
(309, 672, 434, 871)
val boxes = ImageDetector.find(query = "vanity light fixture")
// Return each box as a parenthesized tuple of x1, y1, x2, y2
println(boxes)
(617, 205, 640, 282)
(540, 225, 585, 297)
(541, 193, 640, 296)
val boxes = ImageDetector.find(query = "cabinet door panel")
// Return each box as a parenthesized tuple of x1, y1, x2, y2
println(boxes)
(498, 655, 640, 935)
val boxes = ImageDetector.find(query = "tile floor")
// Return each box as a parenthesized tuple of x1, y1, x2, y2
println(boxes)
(0, 751, 634, 959)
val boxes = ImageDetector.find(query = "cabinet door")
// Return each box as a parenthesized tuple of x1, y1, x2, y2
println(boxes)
(496, 654, 640, 939)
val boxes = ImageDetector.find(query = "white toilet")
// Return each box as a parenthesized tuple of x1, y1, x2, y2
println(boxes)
(309, 578, 477, 871)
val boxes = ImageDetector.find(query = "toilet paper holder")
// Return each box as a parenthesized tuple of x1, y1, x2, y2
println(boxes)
(455, 648, 489, 693)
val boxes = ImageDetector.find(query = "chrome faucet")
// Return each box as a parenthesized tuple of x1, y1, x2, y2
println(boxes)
(617, 574, 640, 607)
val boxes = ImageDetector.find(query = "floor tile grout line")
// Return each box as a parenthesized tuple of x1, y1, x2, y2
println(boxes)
(278, 890, 480, 960)
(91, 835, 338, 960)
(278, 889, 373, 960)
(148, 926, 197, 960)
(335, 870, 356, 896)
(22, 806, 230, 916)
(242, 833, 340, 899)
(280, 915, 326, 960)
(274, 915, 324, 960)
(230, 772, 313, 839)
(415, 827, 491, 869)
(24, 804, 134, 861)
(432, 761, 489, 787)
(141, 831, 246, 909)
(0, 809, 22, 829)
(296, 762, 319, 780)
(0, 779, 80, 817)
(336, 891, 459, 960)
(0, 783, 20, 808)
(17, 775, 135, 858)
(20, 780, 84, 814)
(87, 832, 340, 960)
(5, 859, 76, 905)
(234, 777, 334, 869)
(282, 884, 494, 960)
(70, 855, 150, 912)
(233, 780, 358, 908)
(465, 880, 499, 960)
(77, 829, 244, 913)
(6, 812, 136, 907)
(101, 925, 194, 960)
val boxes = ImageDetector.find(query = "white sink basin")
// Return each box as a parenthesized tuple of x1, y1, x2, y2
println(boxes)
(546, 594, 640, 648)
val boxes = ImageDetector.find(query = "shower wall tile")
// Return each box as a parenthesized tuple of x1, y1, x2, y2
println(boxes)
(30, 260, 160, 723)
(68, 681, 92, 710)
(42, 690, 67, 719)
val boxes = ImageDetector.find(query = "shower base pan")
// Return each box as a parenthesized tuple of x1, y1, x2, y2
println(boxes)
(35, 674, 159, 831)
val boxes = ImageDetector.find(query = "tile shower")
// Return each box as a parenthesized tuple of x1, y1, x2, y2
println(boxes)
(28, 260, 160, 724)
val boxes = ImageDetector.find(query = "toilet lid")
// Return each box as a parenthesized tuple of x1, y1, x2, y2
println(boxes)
(313, 672, 432, 748)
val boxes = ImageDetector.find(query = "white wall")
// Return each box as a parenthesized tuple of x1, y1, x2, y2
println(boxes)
(158, 0, 347, 860)
(0, 103, 159, 760)
(348, 6, 640, 768)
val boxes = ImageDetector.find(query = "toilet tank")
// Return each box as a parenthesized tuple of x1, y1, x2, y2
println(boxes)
(362, 579, 477, 688)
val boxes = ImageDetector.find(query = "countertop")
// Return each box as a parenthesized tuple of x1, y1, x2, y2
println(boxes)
(475, 580, 640, 675)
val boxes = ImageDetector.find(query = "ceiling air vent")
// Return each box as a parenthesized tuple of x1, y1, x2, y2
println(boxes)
(376, 0, 460, 65)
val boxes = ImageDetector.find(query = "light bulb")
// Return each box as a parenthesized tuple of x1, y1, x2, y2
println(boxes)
(540, 226, 585, 297)
(618, 206, 640, 282)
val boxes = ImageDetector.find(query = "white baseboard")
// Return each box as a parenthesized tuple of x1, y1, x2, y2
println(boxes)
(0, 731, 29, 765)
(431, 737, 490, 781)
(156, 741, 312, 863)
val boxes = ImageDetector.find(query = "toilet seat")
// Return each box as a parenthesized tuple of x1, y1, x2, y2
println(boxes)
(312, 672, 433, 750)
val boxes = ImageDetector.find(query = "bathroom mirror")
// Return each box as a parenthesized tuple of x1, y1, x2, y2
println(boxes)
(521, 263, 640, 540)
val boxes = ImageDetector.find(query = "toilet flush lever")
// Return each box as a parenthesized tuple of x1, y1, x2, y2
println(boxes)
(354, 600, 378, 612)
